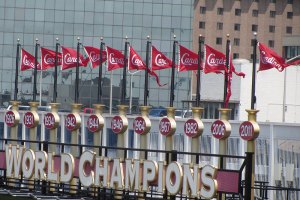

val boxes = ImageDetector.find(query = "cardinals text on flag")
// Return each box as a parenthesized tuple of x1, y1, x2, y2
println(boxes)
(128, 46, 146, 71)
(203, 44, 245, 77)
(40, 47, 62, 70)
(203, 45, 227, 74)
(258, 43, 287, 72)
(128, 46, 165, 87)
(151, 46, 173, 70)
(61, 46, 89, 70)
(84, 46, 107, 68)
(179, 45, 199, 71)
(21, 48, 41, 71)
(106, 46, 125, 71)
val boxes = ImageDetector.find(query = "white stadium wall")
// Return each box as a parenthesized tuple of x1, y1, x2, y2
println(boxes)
(236, 59, 300, 123)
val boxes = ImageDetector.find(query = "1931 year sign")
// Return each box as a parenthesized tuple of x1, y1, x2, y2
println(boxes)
(24, 112, 38, 129)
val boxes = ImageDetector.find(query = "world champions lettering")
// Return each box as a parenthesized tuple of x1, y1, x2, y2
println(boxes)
(5, 145, 218, 199)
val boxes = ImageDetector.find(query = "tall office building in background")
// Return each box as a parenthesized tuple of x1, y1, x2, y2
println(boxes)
(0, 0, 194, 110)
(190, 0, 300, 120)
(193, 0, 300, 60)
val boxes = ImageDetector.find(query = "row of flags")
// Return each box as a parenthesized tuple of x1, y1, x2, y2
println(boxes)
(21, 43, 238, 73)
(19, 41, 300, 107)
(21, 43, 299, 74)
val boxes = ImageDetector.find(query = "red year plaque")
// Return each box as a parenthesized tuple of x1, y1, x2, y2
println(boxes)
(44, 113, 58, 130)
(65, 113, 80, 131)
(239, 121, 259, 141)
(24, 112, 38, 128)
(5, 111, 19, 127)
(111, 115, 127, 134)
(87, 114, 103, 133)
(211, 120, 231, 139)
(184, 118, 203, 138)
(159, 117, 176, 136)
(133, 116, 148, 135)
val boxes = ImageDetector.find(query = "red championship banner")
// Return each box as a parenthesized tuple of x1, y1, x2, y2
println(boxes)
(61, 46, 89, 70)
(203, 45, 227, 74)
(106, 46, 125, 71)
(84, 46, 107, 68)
(128, 46, 146, 70)
(258, 42, 287, 72)
(20, 49, 41, 71)
(40, 47, 62, 70)
(129, 46, 166, 86)
(179, 45, 199, 72)
(151, 46, 173, 71)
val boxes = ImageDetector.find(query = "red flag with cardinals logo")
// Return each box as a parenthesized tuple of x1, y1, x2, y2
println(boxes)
(151, 46, 173, 70)
(61, 46, 89, 70)
(128, 46, 166, 86)
(20, 48, 41, 71)
(258, 43, 287, 72)
(128, 46, 146, 70)
(203, 45, 227, 74)
(84, 46, 107, 68)
(203, 44, 245, 77)
(40, 47, 62, 70)
(179, 45, 200, 71)
(106, 46, 125, 71)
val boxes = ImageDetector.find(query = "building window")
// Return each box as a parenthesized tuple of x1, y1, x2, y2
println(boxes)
(286, 26, 292, 34)
(216, 37, 222, 45)
(217, 22, 223, 30)
(235, 9, 241, 16)
(234, 38, 240, 46)
(199, 21, 205, 29)
(252, 10, 258, 17)
(284, 46, 300, 59)
(200, 6, 206, 14)
(253, 0, 259, 2)
(270, 10, 276, 18)
(287, 12, 293, 19)
(234, 23, 240, 31)
(252, 24, 258, 32)
(268, 40, 274, 48)
(269, 25, 275, 33)
(217, 8, 224, 15)
(270, 0, 276, 3)
(287, 0, 293, 4)
(233, 53, 239, 59)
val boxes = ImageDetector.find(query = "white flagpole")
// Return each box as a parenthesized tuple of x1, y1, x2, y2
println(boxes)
(128, 70, 140, 114)
(39, 54, 43, 106)
(39, 71, 42, 106)
(129, 73, 133, 114)
(109, 71, 113, 115)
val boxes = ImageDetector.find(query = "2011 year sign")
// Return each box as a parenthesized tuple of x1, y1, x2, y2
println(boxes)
(5, 111, 19, 127)
(211, 120, 231, 140)
(239, 121, 259, 141)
